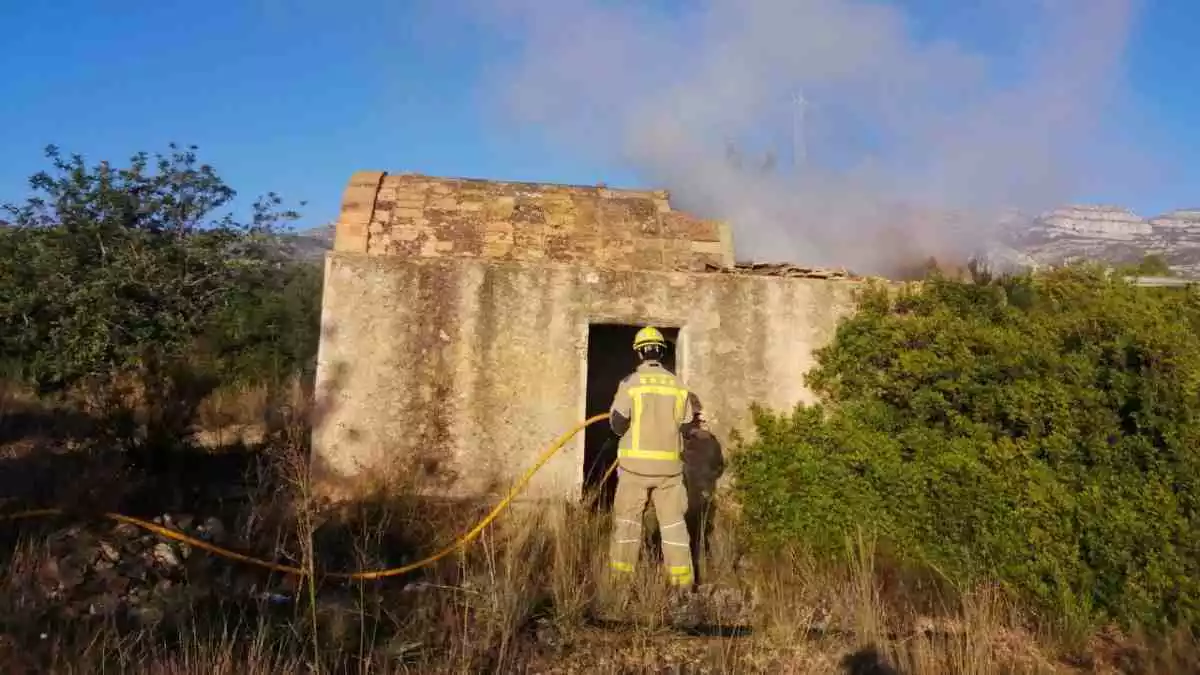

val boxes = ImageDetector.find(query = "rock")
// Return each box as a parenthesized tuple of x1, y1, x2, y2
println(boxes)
(174, 514, 195, 531)
(255, 591, 293, 605)
(131, 604, 164, 626)
(127, 588, 148, 605)
(56, 557, 87, 590)
(88, 593, 121, 617)
(37, 557, 61, 590)
(998, 203, 1200, 278)
(98, 540, 121, 563)
(99, 570, 129, 596)
(197, 516, 226, 543)
(121, 560, 148, 581)
(1038, 205, 1151, 240)
(113, 522, 140, 538)
(533, 618, 563, 649)
(152, 542, 181, 568)
(380, 637, 424, 660)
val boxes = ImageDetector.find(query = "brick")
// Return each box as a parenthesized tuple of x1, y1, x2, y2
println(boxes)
(630, 240, 665, 269)
(334, 221, 368, 253)
(572, 197, 598, 229)
(420, 239, 443, 256)
(545, 234, 585, 262)
(390, 232, 425, 256)
(513, 198, 546, 224)
(487, 196, 516, 219)
(368, 232, 391, 254)
(513, 228, 543, 253)
(662, 212, 721, 241)
(483, 240, 514, 258)
(661, 240, 694, 270)
(691, 240, 726, 255)
(484, 222, 514, 244)
(380, 174, 412, 188)
(637, 214, 662, 237)
(347, 170, 386, 189)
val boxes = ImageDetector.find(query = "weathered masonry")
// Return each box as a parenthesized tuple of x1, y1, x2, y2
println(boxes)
(311, 171, 861, 500)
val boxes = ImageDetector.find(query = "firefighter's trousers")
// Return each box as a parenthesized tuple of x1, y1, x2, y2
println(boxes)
(608, 470, 694, 588)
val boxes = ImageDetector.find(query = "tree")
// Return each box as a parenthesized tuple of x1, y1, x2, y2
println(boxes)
(1129, 253, 1173, 277)
(0, 144, 308, 447)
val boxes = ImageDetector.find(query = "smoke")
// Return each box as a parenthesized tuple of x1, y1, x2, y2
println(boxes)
(470, 0, 1141, 276)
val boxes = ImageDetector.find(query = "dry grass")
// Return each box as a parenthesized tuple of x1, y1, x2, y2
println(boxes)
(3, 513, 1198, 674)
(2, 387, 1199, 673)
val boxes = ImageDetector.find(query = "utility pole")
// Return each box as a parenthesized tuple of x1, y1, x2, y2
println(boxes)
(792, 89, 808, 172)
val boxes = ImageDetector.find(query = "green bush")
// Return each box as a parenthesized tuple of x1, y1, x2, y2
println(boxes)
(0, 144, 321, 441)
(732, 267, 1200, 631)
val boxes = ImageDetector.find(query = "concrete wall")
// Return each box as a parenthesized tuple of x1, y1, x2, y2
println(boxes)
(311, 253, 859, 500)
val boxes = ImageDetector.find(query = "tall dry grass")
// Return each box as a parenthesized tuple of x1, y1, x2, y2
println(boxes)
(2, 384, 1198, 673)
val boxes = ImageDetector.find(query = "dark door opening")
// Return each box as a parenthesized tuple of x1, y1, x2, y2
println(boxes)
(583, 323, 679, 510)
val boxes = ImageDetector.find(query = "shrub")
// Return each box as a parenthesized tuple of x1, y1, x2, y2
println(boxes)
(732, 267, 1200, 631)
(0, 144, 321, 442)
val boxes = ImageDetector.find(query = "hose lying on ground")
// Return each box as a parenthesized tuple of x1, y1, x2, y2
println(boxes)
(0, 413, 612, 581)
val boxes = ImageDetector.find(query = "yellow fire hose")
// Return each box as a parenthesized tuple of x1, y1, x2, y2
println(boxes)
(1, 413, 615, 581)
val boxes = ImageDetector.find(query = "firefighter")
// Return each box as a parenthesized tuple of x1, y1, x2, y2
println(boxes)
(605, 326, 700, 594)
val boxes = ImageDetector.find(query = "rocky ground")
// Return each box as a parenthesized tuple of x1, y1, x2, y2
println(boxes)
(10, 512, 243, 627)
(4, 501, 1170, 674)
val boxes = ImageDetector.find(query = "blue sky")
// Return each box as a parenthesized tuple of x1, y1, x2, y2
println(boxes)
(1, 0, 1195, 231)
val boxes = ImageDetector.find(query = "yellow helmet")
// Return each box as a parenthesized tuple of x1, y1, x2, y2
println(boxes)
(633, 326, 667, 350)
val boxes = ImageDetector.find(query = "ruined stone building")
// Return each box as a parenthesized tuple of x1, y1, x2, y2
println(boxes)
(311, 171, 861, 501)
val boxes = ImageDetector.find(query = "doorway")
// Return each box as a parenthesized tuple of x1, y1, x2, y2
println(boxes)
(583, 323, 679, 510)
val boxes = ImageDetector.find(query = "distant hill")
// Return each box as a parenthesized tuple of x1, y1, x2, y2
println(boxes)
(991, 206, 1200, 278)
(279, 223, 336, 262)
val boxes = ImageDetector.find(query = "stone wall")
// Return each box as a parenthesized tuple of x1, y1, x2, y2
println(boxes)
(311, 254, 858, 500)
(334, 171, 735, 272)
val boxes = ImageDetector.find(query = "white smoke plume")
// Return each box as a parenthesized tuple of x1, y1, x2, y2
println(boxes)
(468, 0, 1142, 276)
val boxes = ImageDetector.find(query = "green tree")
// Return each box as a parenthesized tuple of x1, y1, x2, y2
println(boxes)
(1127, 253, 1174, 277)
(0, 144, 312, 446)
(733, 266, 1200, 631)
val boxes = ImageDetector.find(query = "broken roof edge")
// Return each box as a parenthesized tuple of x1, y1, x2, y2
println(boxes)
(714, 260, 862, 281)
(384, 170, 671, 200)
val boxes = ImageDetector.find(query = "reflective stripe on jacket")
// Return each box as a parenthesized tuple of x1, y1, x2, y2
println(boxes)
(609, 361, 695, 476)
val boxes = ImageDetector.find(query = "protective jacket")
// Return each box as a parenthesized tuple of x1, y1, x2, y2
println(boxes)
(608, 360, 696, 477)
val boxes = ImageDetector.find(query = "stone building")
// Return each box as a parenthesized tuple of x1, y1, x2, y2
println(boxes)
(311, 171, 862, 501)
